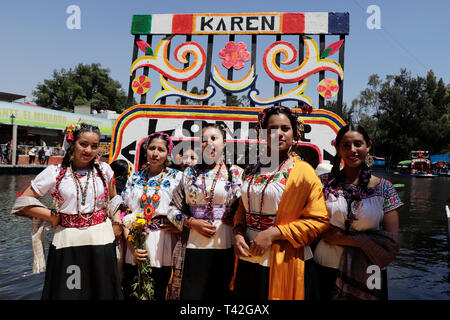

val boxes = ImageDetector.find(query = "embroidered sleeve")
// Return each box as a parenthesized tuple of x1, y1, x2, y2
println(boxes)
(30, 165, 58, 196)
(382, 179, 404, 214)
(167, 170, 190, 231)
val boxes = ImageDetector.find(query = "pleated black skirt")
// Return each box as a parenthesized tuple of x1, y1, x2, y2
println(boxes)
(41, 222, 124, 300)
(233, 258, 320, 300)
(180, 247, 235, 300)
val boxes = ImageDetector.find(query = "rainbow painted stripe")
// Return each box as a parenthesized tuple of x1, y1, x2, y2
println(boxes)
(131, 12, 349, 35)
(109, 105, 345, 162)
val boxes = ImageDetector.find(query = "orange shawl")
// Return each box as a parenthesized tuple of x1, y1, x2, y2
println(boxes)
(234, 158, 329, 300)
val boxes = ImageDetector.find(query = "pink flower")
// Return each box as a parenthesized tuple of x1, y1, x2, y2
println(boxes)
(219, 41, 250, 70)
(318, 78, 339, 99)
(66, 134, 74, 142)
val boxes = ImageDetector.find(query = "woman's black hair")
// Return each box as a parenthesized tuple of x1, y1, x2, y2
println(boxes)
(324, 123, 372, 198)
(198, 122, 233, 183)
(258, 106, 300, 140)
(110, 159, 130, 195)
(55, 123, 107, 202)
(144, 133, 172, 152)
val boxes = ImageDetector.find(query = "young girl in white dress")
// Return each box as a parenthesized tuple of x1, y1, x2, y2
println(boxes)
(166, 123, 244, 300)
(12, 123, 124, 299)
(121, 132, 182, 300)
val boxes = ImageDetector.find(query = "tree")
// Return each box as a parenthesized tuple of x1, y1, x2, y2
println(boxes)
(353, 69, 450, 166)
(33, 63, 128, 113)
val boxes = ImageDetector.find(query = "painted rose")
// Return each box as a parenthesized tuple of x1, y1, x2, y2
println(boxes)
(219, 41, 250, 70)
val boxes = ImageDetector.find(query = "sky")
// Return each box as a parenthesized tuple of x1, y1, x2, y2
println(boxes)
(0, 0, 449, 109)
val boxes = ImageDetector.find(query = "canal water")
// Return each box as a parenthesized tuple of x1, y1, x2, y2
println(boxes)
(0, 172, 449, 299)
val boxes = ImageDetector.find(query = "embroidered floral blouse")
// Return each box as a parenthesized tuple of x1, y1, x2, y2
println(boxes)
(240, 162, 313, 267)
(121, 167, 183, 267)
(168, 165, 243, 250)
(121, 167, 182, 218)
(30, 163, 114, 215)
(314, 173, 404, 269)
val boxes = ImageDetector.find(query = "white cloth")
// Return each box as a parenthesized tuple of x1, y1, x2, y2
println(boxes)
(240, 163, 313, 267)
(314, 177, 404, 269)
(30, 163, 114, 215)
(122, 168, 183, 267)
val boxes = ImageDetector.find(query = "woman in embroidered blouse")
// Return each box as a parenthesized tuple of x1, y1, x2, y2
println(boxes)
(166, 123, 243, 300)
(233, 106, 329, 300)
(314, 124, 402, 300)
(121, 133, 182, 300)
(11, 123, 123, 299)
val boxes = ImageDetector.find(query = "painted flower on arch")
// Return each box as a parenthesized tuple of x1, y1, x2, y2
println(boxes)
(317, 78, 339, 99)
(219, 41, 250, 70)
(132, 75, 151, 95)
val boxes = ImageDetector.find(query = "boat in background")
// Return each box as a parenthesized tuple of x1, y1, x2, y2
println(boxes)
(394, 151, 438, 178)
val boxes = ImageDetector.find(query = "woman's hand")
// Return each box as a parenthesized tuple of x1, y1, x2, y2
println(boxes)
(249, 227, 282, 257)
(190, 218, 217, 238)
(49, 214, 61, 228)
(159, 221, 181, 233)
(234, 234, 250, 258)
(322, 226, 359, 247)
(130, 247, 148, 262)
(112, 222, 123, 239)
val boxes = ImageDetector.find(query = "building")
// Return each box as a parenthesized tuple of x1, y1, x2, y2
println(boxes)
(0, 92, 115, 165)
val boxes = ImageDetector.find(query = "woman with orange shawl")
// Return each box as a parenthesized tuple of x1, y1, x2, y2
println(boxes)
(233, 106, 329, 300)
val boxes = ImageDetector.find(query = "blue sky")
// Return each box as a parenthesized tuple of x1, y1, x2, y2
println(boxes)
(0, 0, 449, 109)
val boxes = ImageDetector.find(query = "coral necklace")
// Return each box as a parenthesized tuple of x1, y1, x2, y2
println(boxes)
(141, 166, 166, 221)
(246, 157, 289, 216)
(201, 163, 223, 222)
(71, 164, 92, 207)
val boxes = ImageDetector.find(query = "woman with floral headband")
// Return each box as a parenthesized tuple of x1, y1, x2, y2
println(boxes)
(314, 124, 402, 300)
(120, 132, 183, 300)
(166, 123, 244, 300)
(11, 123, 124, 299)
(232, 105, 329, 300)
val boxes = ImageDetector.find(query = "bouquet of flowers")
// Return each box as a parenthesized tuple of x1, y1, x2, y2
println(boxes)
(122, 212, 155, 300)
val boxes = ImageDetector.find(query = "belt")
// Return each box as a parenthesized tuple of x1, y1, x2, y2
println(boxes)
(189, 205, 230, 221)
(245, 211, 276, 231)
(60, 209, 107, 228)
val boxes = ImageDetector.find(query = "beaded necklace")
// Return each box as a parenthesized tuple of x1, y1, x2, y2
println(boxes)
(70, 164, 98, 221)
(246, 157, 289, 217)
(201, 163, 223, 222)
(71, 164, 91, 206)
(141, 165, 166, 221)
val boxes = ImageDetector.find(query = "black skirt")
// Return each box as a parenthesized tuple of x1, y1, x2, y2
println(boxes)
(314, 262, 388, 300)
(180, 247, 235, 300)
(233, 258, 320, 300)
(41, 223, 124, 300)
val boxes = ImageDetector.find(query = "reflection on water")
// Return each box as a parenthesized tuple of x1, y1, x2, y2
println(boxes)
(0, 172, 449, 299)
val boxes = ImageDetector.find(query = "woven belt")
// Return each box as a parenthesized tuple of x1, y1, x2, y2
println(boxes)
(148, 216, 171, 231)
(60, 209, 107, 228)
(245, 212, 276, 231)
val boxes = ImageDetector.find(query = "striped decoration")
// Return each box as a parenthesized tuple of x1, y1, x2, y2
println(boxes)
(109, 104, 345, 163)
(131, 12, 349, 35)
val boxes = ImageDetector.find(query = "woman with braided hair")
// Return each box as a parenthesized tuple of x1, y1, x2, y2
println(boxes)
(166, 123, 244, 300)
(11, 123, 124, 299)
(314, 124, 403, 300)
(232, 105, 329, 300)
(120, 132, 183, 300)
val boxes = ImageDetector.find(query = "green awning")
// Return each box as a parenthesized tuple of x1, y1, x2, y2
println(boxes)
(398, 160, 411, 165)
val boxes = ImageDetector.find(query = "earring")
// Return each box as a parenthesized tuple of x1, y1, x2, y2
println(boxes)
(365, 154, 373, 167)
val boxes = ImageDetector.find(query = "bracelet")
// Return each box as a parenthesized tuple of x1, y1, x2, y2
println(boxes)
(112, 220, 122, 226)
(185, 217, 194, 229)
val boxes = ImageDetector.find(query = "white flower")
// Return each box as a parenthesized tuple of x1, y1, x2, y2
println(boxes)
(122, 213, 137, 229)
